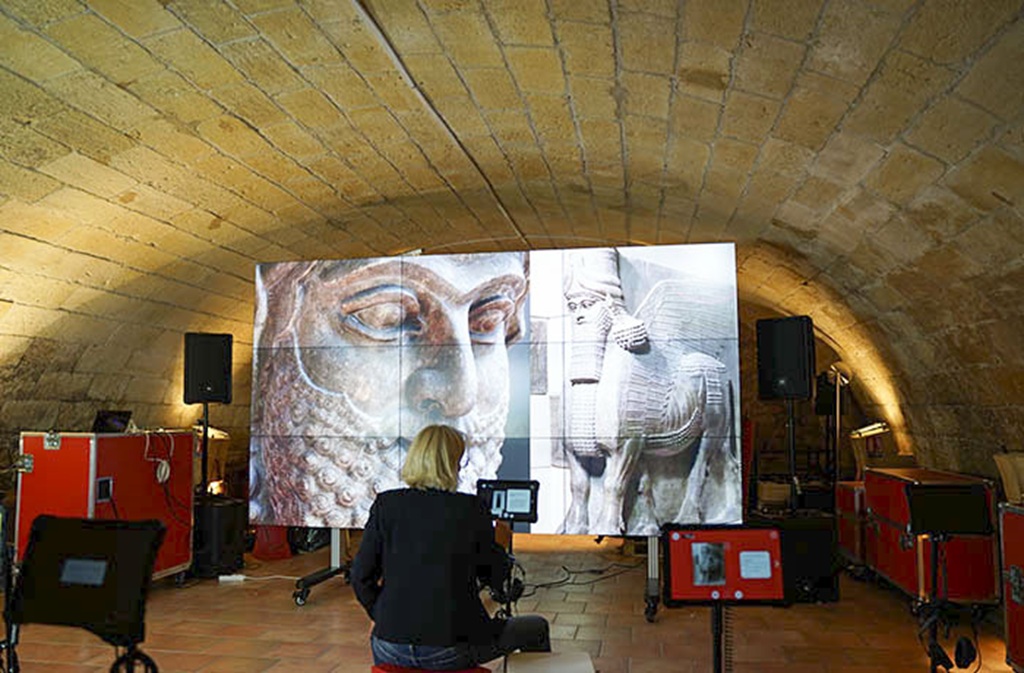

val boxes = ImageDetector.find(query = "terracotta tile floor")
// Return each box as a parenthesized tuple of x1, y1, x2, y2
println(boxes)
(4, 534, 1012, 672)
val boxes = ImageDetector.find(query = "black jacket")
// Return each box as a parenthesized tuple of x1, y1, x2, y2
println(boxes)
(351, 487, 510, 646)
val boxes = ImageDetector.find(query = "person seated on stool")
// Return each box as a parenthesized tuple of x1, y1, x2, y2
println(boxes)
(352, 424, 551, 671)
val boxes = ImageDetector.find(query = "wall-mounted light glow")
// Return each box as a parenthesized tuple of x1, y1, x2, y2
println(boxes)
(850, 421, 890, 439)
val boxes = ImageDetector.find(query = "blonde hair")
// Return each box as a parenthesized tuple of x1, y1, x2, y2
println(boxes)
(401, 425, 466, 492)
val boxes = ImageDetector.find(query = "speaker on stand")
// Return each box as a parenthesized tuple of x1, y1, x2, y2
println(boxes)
(183, 333, 243, 578)
(756, 316, 815, 512)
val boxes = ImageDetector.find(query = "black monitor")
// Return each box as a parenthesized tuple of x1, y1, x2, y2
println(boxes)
(906, 484, 992, 537)
(477, 480, 539, 523)
(10, 516, 165, 647)
(91, 410, 133, 434)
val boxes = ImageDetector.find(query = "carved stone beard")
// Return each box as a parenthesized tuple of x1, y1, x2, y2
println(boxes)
(250, 336, 509, 529)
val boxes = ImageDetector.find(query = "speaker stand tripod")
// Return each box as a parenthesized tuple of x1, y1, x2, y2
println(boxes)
(786, 399, 802, 512)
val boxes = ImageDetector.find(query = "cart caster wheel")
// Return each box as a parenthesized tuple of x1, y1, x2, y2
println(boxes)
(644, 600, 657, 623)
(174, 571, 187, 588)
(293, 589, 309, 606)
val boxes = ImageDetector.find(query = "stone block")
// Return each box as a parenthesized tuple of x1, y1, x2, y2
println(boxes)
(570, 77, 617, 120)
(902, 185, 977, 241)
(733, 32, 805, 100)
(0, 13, 80, 81)
(791, 176, 844, 211)
(263, 122, 325, 159)
(620, 72, 670, 119)
(957, 208, 1024, 272)
(506, 47, 565, 95)
(45, 70, 158, 130)
(713, 137, 760, 175)
(365, 72, 423, 113)
(774, 72, 859, 150)
(944, 145, 1024, 212)
(46, 13, 164, 84)
(681, 0, 745, 49)
(556, 22, 614, 78)
(677, 42, 731, 103)
(864, 143, 945, 206)
(0, 162, 60, 203)
(250, 8, 340, 67)
(168, 0, 256, 44)
(526, 94, 576, 144)
(618, 11, 675, 75)
(39, 152, 137, 198)
(367, 1, 441, 54)
(703, 166, 747, 201)
(549, 0, 609, 23)
(720, 90, 779, 143)
(220, 39, 306, 96)
(956, 21, 1024, 122)
(807, 2, 901, 86)
(907, 97, 999, 165)
(432, 12, 504, 69)
(89, 0, 180, 38)
(2, 0, 82, 26)
(871, 213, 937, 265)
(663, 136, 712, 194)
(34, 110, 136, 166)
(670, 95, 720, 143)
(900, 0, 1018, 65)
(211, 82, 288, 127)
(276, 88, 344, 129)
(462, 67, 520, 110)
(759, 137, 815, 178)
(811, 132, 885, 185)
(0, 69, 66, 125)
(751, 0, 823, 41)
(487, 0, 552, 46)
(127, 70, 222, 125)
(0, 121, 70, 169)
(843, 50, 955, 143)
(486, 109, 539, 146)
(144, 29, 244, 91)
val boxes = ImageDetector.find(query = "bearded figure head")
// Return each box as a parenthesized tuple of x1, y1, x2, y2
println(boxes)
(249, 253, 528, 528)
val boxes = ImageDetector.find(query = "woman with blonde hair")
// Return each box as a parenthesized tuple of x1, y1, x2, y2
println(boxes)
(351, 425, 550, 670)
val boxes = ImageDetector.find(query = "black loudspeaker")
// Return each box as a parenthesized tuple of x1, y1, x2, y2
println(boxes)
(192, 495, 246, 578)
(184, 333, 232, 404)
(756, 316, 815, 400)
(750, 512, 839, 603)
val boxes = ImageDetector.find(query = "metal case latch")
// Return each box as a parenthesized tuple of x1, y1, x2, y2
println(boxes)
(16, 454, 33, 473)
(43, 431, 61, 450)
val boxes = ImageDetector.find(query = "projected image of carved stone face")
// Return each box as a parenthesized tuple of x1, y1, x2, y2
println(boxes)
(249, 254, 528, 528)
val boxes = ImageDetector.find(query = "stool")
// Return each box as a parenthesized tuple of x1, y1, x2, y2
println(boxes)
(371, 665, 490, 673)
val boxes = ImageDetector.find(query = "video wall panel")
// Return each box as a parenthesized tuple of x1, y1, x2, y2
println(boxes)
(249, 244, 741, 534)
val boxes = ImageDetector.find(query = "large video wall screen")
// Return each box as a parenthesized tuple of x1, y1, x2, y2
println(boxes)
(249, 244, 742, 535)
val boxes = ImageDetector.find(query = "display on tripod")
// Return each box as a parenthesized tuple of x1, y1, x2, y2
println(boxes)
(476, 479, 540, 524)
(906, 483, 992, 673)
(8, 515, 166, 673)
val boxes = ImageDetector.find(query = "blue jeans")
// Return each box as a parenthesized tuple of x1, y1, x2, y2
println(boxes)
(371, 615, 550, 670)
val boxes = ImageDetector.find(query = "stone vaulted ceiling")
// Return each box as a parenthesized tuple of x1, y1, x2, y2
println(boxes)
(1, 0, 1023, 478)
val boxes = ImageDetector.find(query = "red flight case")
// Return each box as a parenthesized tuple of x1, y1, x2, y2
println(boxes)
(836, 480, 866, 565)
(863, 467, 997, 604)
(16, 430, 194, 580)
(1001, 503, 1024, 672)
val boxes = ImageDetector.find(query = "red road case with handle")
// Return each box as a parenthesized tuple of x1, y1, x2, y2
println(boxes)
(864, 467, 998, 604)
(1001, 502, 1024, 671)
(836, 481, 866, 565)
(16, 430, 194, 580)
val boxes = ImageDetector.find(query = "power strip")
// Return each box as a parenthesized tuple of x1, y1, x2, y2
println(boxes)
(218, 574, 246, 583)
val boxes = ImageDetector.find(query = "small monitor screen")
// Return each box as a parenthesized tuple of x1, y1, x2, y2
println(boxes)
(59, 558, 107, 587)
(664, 526, 785, 605)
(477, 480, 539, 523)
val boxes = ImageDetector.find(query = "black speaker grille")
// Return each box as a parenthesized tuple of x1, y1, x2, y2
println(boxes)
(184, 333, 233, 404)
(756, 316, 815, 400)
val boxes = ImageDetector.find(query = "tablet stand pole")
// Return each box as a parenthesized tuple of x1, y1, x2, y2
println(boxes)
(2, 541, 20, 673)
(710, 603, 732, 673)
